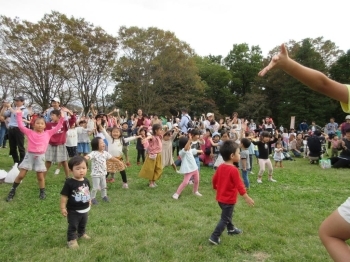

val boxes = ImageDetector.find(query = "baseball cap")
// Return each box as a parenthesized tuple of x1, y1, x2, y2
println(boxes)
(51, 97, 60, 103)
(206, 113, 214, 117)
(13, 96, 25, 102)
(212, 131, 221, 138)
(346, 115, 350, 120)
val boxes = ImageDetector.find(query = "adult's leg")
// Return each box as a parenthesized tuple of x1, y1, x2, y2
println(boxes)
(8, 127, 19, 163)
(15, 129, 25, 164)
(332, 158, 350, 168)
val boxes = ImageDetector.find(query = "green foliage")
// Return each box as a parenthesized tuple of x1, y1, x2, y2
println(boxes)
(0, 146, 344, 261)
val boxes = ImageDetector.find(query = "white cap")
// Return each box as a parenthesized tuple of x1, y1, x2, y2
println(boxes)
(206, 113, 214, 117)
(51, 97, 60, 103)
(346, 115, 350, 120)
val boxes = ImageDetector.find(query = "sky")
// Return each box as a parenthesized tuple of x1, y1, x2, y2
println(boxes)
(1, 0, 349, 57)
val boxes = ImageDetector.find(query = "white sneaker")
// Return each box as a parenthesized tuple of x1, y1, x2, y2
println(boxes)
(257, 179, 262, 184)
(54, 169, 60, 175)
(176, 170, 181, 174)
(172, 193, 179, 199)
(268, 178, 277, 182)
(194, 191, 202, 196)
(250, 171, 254, 175)
(122, 183, 129, 189)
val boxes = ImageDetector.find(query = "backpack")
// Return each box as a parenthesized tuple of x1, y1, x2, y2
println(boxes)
(185, 116, 194, 129)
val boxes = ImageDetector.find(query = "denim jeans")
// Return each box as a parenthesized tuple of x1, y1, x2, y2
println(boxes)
(67, 210, 88, 241)
(210, 202, 235, 241)
(241, 170, 249, 188)
(0, 125, 7, 147)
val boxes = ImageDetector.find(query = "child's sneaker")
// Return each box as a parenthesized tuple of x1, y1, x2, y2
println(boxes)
(208, 237, 220, 245)
(6, 188, 16, 202)
(79, 234, 91, 240)
(54, 169, 60, 175)
(257, 179, 262, 184)
(250, 171, 254, 175)
(228, 228, 243, 235)
(91, 198, 98, 205)
(172, 193, 179, 200)
(67, 239, 79, 249)
(268, 178, 277, 182)
(122, 183, 129, 189)
(39, 189, 46, 200)
(176, 170, 181, 174)
(194, 191, 202, 197)
(109, 178, 115, 183)
(126, 162, 131, 167)
(102, 196, 110, 202)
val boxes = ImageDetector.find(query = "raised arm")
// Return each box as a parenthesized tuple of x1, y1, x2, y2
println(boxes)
(259, 43, 348, 104)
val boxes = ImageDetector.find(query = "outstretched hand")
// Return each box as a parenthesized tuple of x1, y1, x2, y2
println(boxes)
(258, 44, 289, 77)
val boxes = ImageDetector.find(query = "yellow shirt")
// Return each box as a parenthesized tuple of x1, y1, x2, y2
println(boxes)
(340, 85, 350, 113)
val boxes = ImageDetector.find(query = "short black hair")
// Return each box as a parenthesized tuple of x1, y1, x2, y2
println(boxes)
(345, 128, 350, 134)
(152, 123, 162, 134)
(220, 140, 239, 161)
(189, 128, 201, 136)
(91, 137, 102, 151)
(178, 136, 188, 150)
(79, 120, 87, 125)
(50, 109, 61, 117)
(68, 156, 88, 170)
(241, 138, 251, 149)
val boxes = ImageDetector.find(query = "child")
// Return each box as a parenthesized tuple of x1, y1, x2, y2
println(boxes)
(212, 130, 230, 169)
(162, 128, 179, 172)
(94, 124, 108, 151)
(210, 132, 221, 167)
(121, 122, 131, 166)
(239, 138, 251, 189)
(138, 124, 163, 188)
(99, 122, 139, 188)
(6, 109, 65, 201)
(77, 120, 92, 156)
(259, 43, 350, 261)
(247, 131, 255, 174)
(66, 122, 78, 159)
(273, 142, 284, 168)
(44, 108, 76, 180)
(60, 156, 91, 249)
(84, 137, 121, 204)
(209, 140, 254, 245)
(172, 134, 202, 199)
(250, 131, 278, 183)
(328, 135, 340, 157)
(136, 127, 146, 165)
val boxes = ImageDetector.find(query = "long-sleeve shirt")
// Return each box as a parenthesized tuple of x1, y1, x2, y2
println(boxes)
(5, 106, 29, 127)
(102, 129, 137, 157)
(45, 115, 76, 146)
(143, 135, 163, 154)
(16, 112, 64, 154)
(212, 164, 246, 205)
(251, 138, 277, 159)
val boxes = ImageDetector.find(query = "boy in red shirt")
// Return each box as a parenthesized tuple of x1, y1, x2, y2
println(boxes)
(209, 140, 254, 245)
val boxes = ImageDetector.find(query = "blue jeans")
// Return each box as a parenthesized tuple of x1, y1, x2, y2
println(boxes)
(0, 125, 7, 147)
(241, 169, 249, 188)
(210, 202, 235, 241)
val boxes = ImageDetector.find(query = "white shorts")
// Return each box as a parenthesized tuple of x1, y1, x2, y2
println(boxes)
(338, 197, 350, 223)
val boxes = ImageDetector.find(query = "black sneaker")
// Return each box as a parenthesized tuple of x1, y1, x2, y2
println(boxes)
(39, 190, 46, 200)
(6, 189, 16, 202)
(228, 228, 243, 235)
(209, 237, 220, 245)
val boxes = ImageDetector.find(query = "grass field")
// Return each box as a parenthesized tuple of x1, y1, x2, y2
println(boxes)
(0, 145, 349, 262)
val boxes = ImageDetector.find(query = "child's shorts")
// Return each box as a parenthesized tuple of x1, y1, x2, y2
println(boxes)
(19, 152, 46, 172)
(45, 144, 69, 162)
(66, 146, 77, 157)
(338, 197, 350, 223)
(77, 143, 90, 154)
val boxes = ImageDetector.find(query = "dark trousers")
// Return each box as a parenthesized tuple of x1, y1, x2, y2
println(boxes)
(211, 202, 235, 241)
(67, 210, 88, 241)
(330, 157, 350, 168)
(8, 127, 25, 164)
(137, 149, 145, 162)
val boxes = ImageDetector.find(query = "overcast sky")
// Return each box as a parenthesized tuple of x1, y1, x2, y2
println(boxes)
(1, 0, 349, 57)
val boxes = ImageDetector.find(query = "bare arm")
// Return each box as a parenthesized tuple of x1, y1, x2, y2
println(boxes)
(60, 195, 68, 217)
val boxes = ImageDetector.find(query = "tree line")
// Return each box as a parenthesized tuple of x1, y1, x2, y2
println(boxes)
(0, 11, 349, 127)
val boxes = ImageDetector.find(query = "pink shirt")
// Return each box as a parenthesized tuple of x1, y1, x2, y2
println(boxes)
(143, 135, 162, 154)
(17, 112, 64, 154)
(331, 139, 339, 149)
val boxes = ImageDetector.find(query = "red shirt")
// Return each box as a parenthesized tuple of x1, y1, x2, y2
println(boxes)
(45, 115, 76, 146)
(212, 164, 246, 205)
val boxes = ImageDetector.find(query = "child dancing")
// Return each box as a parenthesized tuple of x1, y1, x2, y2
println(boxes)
(6, 109, 64, 201)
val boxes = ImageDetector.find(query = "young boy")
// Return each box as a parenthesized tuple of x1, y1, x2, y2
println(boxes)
(77, 120, 92, 156)
(209, 140, 254, 245)
(60, 156, 91, 249)
(239, 138, 251, 189)
(259, 43, 350, 262)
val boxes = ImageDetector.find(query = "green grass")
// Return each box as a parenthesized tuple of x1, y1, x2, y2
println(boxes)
(0, 146, 348, 262)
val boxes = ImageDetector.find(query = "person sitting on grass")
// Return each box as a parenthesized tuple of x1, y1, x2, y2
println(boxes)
(209, 140, 254, 245)
(259, 42, 350, 262)
(329, 129, 350, 168)
(60, 156, 91, 249)
(6, 108, 64, 202)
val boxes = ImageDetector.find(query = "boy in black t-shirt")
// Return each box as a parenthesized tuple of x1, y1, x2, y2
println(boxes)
(60, 156, 91, 249)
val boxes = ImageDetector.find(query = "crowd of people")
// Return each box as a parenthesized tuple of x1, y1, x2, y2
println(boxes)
(2, 42, 350, 260)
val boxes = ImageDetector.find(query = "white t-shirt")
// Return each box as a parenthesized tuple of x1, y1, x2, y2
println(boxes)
(87, 151, 112, 177)
(179, 148, 198, 174)
(66, 128, 78, 147)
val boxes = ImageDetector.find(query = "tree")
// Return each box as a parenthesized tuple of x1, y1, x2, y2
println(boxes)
(224, 43, 263, 97)
(112, 26, 205, 116)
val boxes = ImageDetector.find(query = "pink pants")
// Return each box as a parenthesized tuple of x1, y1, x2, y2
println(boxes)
(176, 170, 199, 195)
(258, 158, 273, 177)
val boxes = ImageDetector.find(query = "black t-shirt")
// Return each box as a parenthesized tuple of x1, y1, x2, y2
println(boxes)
(60, 178, 91, 211)
(252, 138, 277, 159)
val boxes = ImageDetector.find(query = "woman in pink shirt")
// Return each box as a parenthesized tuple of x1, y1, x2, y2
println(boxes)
(138, 123, 163, 187)
(6, 109, 64, 202)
